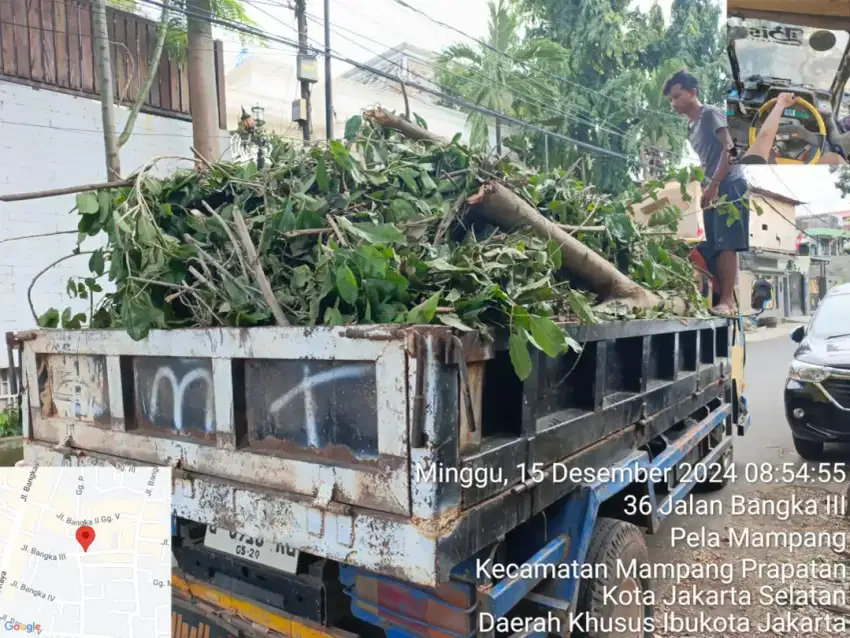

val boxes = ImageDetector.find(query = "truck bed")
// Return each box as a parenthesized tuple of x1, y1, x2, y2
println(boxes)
(19, 318, 735, 586)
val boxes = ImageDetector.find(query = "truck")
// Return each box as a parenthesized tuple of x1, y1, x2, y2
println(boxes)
(11, 313, 749, 637)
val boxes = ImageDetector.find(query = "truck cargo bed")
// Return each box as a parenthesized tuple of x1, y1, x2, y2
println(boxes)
(19, 318, 736, 586)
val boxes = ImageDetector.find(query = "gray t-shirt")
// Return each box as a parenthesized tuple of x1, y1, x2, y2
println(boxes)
(688, 104, 746, 187)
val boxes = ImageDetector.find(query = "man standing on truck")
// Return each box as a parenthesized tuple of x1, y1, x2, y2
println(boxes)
(664, 70, 750, 317)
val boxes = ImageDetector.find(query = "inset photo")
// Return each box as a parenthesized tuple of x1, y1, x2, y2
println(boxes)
(727, 1, 850, 165)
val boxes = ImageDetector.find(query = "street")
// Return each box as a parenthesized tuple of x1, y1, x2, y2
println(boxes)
(648, 331, 850, 636)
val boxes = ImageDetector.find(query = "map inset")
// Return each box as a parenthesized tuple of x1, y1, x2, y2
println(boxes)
(0, 465, 172, 637)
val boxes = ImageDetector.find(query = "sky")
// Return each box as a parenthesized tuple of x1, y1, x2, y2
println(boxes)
(746, 167, 850, 216)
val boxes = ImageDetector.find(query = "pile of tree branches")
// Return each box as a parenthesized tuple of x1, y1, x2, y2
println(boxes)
(40, 109, 713, 379)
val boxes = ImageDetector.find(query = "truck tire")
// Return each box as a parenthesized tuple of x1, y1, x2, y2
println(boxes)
(574, 518, 652, 638)
(793, 436, 824, 460)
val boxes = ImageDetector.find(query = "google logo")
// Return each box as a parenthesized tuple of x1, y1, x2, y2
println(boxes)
(3, 621, 41, 633)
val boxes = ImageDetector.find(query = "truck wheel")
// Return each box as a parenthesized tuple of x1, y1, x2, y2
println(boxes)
(793, 436, 824, 460)
(574, 518, 652, 638)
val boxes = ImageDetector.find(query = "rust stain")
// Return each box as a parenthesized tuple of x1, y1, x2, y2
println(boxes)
(242, 438, 402, 469)
(410, 504, 463, 541)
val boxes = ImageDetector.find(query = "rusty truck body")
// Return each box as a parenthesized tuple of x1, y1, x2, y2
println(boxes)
(13, 316, 749, 637)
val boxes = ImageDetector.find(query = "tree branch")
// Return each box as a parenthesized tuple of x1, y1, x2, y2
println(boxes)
(0, 179, 133, 202)
(28, 251, 94, 323)
(364, 107, 445, 143)
(231, 209, 290, 326)
(0, 230, 78, 246)
(468, 182, 687, 313)
(118, 0, 171, 148)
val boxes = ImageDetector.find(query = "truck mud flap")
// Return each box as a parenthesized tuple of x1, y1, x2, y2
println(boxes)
(173, 543, 347, 625)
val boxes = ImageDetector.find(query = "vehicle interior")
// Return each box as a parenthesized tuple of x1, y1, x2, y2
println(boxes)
(727, 0, 850, 164)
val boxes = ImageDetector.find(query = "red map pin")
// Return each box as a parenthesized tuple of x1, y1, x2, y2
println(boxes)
(76, 526, 95, 552)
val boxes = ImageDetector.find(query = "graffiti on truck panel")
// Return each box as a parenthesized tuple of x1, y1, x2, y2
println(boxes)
(45, 355, 110, 423)
(269, 364, 373, 447)
(135, 358, 215, 435)
(150, 367, 214, 433)
(246, 360, 380, 456)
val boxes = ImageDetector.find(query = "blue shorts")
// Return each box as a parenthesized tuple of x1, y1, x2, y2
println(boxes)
(698, 178, 750, 273)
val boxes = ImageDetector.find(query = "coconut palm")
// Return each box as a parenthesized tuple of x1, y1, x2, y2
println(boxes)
(434, 0, 568, 151)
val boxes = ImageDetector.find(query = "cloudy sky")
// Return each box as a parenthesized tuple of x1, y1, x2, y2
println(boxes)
(746, 167, 850, 216)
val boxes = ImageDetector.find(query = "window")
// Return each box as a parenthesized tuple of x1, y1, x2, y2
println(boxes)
(0, 368, 9, 397)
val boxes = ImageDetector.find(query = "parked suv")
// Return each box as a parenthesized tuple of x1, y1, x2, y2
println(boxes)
(786, 283, 850, 459)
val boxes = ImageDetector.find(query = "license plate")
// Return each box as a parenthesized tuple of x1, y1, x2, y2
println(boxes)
(203, 525, 300, 574)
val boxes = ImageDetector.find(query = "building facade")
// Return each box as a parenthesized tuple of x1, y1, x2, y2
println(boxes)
(738, 186, 809, 318)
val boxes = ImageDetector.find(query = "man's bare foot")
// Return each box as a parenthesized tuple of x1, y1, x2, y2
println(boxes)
(709, 303, 738, 318)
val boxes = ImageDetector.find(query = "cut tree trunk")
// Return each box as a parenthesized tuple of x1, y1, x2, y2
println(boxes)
(468, 182, 688, 314)
(364, 108, 446, 143)
(365, 109, 689, 315)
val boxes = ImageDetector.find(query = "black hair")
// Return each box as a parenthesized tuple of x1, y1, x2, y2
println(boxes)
(663, 70, 700, 96)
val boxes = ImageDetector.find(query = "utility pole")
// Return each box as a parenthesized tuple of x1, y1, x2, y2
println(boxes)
(295, 0, 311, 141)
(91, 0, 120, 180)
(187, 0, 220, 163)
(324, 0, 333, 140)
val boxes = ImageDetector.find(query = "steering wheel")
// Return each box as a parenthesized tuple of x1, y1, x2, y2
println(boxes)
(748, 97, 827, 165)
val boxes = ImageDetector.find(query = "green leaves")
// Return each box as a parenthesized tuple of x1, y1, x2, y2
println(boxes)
(89, 250, 105, 277)
(344, 115, 362, 141)
(335, 265, 359, 305)
(77, 192, 99, 214)
(509, 332, 533, 381)
(52, 105, 707, 387)
(338, 218, 407, 245)
(528, 314, 568, 358)
(37, 308, 60, 328)
(407, 291, 440, 324)
(316, 156, 330, 192)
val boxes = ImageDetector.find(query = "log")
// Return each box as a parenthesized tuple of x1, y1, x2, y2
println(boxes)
(364, 111, 692, 316)
(364, 108, 446, 143)
(468, 182, 688, 314)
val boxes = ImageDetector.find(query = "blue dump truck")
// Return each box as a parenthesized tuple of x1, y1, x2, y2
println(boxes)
(14, 315, 748, 637)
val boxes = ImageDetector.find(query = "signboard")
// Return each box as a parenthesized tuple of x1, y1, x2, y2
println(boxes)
(746, 24, 805, 46)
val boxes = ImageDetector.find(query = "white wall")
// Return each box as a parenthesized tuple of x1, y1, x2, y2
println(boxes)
(0, 81, 231, 368)
(225, 55, 512, 148)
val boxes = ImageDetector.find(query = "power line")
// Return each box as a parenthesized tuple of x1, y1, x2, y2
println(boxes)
(384, 0, 681, 123)
(137, 0, 634, 160)
(296, 7, 636, 145)
(298, 1, 630, 138)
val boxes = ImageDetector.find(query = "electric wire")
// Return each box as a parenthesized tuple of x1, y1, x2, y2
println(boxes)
(136, 0, 634, 160)
(296, 6, 637, 145)
(385, 0, 682, 123)
(297, 0, 631, 137)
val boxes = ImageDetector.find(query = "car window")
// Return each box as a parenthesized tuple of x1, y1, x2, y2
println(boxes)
(808, 293, 850, 338)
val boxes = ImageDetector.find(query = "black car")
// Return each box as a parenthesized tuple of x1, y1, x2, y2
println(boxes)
(785, 283, 850, 459)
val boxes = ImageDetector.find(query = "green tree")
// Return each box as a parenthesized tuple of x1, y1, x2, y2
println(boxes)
(434, 0, 726, 193)
(97, 0, 259, 177)
(433, 0, 569, 150)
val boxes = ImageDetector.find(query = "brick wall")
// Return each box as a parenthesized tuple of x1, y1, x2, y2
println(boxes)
(0, 81, 231, 368)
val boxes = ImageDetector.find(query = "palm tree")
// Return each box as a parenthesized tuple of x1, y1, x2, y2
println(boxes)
(434, 0, 567, 151)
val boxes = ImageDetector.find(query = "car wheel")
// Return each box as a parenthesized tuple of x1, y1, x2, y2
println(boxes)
(793, 436, 824, 460)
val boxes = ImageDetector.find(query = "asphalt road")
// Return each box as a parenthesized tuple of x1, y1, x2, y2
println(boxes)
(646, 332, 850, 636)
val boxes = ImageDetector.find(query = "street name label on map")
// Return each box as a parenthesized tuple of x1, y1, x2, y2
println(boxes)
(0, 466, 172, 638)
